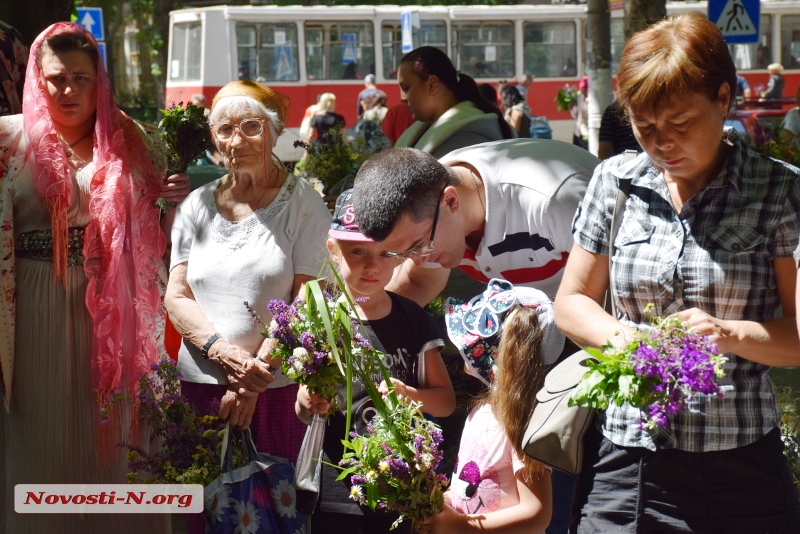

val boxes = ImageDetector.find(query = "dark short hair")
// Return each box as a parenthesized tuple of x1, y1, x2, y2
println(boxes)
(353, 148, 454, 242)
(38, 31, 99, 72)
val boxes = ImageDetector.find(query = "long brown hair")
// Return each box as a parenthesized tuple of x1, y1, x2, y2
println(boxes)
(475, 307, 547, 486)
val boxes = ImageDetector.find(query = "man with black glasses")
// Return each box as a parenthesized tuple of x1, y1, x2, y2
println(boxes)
(352, 138, 599, 534)
(352, 139, 599, 307)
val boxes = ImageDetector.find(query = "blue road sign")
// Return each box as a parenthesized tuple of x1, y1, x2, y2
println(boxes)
(76, 7, 105, 41)
(709, 0, 759, 44)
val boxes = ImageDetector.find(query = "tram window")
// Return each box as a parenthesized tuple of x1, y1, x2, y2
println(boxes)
(451, 22, 514, 79)
(728, 15, 772, 70)
(236, 23, 299, 82)
(381, 21, 447, 79)
(523, 21, 576, 78)
(781, 15, 800, 69)
(170, 21, 202, 82)
(304, 22, 375, 81)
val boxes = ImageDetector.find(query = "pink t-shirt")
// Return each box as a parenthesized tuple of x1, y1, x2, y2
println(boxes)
(448, 403, 526, 515)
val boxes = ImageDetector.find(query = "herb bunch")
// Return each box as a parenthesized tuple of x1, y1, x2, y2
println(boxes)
(116, 359, 246, 486)
(248, 280, 381, 419)
(554, 84, 578, 112)
(293, 126, 382, 194)
(156, 102, 213, 211)
(570, 305, 727, 431)
(338, 395, 448, 530)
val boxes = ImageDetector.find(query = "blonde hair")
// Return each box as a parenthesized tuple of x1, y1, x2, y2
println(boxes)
(475, 307, 547, 486)
(318, 92, 337, 112)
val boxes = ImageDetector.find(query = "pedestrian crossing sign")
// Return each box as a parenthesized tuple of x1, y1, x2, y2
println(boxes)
(709, 0, 760, 43)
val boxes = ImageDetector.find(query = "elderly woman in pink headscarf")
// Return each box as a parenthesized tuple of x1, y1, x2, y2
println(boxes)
(0, 22, 189, 533)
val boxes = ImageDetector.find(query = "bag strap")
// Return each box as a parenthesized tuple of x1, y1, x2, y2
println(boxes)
(220, 423, 260, 473)
(604, 149, 636, 318)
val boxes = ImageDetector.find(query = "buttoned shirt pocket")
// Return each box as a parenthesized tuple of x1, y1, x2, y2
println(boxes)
(706, 226, 764, 254)
(614, 218, 655, 248)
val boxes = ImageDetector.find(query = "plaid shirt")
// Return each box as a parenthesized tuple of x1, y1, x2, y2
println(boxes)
(572, 130, 800, 452)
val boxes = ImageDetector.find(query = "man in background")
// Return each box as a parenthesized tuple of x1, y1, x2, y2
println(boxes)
(356, 74, 378, 118)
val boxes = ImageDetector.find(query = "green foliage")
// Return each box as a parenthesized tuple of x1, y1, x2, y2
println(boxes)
(774, 379, 800, 495)
(555, 84, 577, 112)
(295, 126, 381, 194)
(113, 359, 248, 487)
(156, 102, 211, 211)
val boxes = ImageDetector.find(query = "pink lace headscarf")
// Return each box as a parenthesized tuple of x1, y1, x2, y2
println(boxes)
(22, 23, 165, 435)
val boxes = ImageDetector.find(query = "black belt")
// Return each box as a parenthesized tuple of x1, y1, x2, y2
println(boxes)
(15, 227, 85, 266)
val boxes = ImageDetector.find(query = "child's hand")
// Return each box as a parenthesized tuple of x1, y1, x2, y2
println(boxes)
(413, 503, 462, 534)
(297, 384, 331, 415)
(378, 377, 408, 398)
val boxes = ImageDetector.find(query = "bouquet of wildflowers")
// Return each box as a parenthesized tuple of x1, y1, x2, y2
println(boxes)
(113, 359, 246, 486)
(569, 304, 728, 430)
(338, 393, 448, 529)
(156, 102, 213, 212)
(554, 84, 578, 112)
(249, 279, 381, 420)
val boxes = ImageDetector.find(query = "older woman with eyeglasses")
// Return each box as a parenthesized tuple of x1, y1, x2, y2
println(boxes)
(165, 81, 329, 496)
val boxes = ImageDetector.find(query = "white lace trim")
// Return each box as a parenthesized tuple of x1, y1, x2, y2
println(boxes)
(209, 173, 297, 250)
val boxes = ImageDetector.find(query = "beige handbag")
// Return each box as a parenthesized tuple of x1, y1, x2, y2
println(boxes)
(522, 152, 637, 474)
(521, 350, 597, 474)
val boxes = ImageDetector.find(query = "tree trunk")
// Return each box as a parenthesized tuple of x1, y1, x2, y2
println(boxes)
(624, 0, 667, 40)
(586, 0, 612, 156)
(0, 0, 75, 46)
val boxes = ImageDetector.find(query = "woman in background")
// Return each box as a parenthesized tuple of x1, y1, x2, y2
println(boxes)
(501, 85, 531, 138)
(394, 46, 512, 159)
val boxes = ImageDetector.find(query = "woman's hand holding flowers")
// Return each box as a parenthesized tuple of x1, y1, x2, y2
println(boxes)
(160, 171, 191, 205)
(208, 340, 274, 397)
(677, 308, 734, 354)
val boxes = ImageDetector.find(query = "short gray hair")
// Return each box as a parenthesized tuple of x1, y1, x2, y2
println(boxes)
(208, 95, 282, 141)
(365, 74, 376, 85)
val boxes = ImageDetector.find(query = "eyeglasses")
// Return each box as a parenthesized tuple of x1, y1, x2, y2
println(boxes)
(213, 118, 264, 140)
(385, 187, 446, 260)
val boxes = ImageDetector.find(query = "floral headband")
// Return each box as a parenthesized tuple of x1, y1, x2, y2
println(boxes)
(444, 279, 565, 386)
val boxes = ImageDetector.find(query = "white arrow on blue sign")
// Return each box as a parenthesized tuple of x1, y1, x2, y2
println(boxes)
(709, 0, 759, 44)
(76, 7, 105, 41)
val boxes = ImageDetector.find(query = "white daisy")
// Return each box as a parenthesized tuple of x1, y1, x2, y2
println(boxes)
(231, 499, 261, 534)
(271, 478, 297, 518)
(204, 484, 232, 524)
(349, 485, 363, 501)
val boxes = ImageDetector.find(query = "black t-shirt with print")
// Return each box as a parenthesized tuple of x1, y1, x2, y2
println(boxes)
(317, 292, 443, 517)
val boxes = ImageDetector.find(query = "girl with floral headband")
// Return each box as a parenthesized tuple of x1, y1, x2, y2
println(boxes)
(415, 279, 564, 534)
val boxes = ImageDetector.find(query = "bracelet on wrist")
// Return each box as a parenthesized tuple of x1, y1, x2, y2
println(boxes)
(200, 333, 223, 359)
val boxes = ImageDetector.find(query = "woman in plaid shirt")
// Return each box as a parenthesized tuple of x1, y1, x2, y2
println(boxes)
(556, 12, 800, 534)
